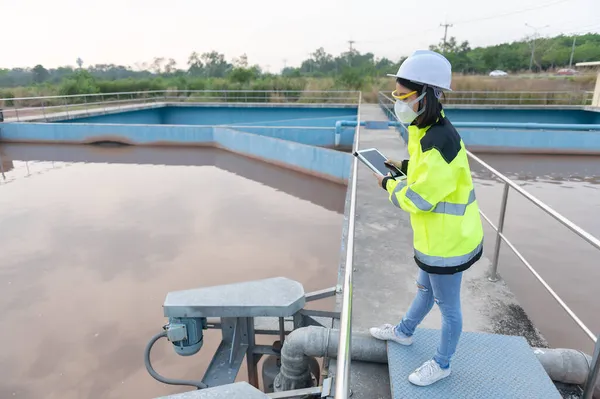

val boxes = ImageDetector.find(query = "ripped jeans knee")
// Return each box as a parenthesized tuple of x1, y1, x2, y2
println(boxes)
(416, 282, 429, 292)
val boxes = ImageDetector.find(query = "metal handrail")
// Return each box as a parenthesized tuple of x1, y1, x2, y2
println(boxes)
(334, 92, 362, 399)
(468, 151, 599, 342)
(377, 91, 599, 398)
(0, 89, 361, 102)
(0, 90, 362, 122)
(378, 90, 593, 106)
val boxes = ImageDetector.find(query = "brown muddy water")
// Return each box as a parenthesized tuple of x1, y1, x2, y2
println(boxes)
(0, 144, 347, 399)
(472, 153, 600, 355)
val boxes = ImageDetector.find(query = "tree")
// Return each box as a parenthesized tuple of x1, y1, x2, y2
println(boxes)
(151, 57, 165, 74)
(187, 52, 204, 76)
(32, 64, 49, 83)
(200, 51, 231, 78)
(233, 54, 249, 68)
(76, 58, 84, 69)
(165, 59, 177, 74)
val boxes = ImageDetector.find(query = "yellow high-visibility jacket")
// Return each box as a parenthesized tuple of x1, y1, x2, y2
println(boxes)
(381, 115, 484, 274)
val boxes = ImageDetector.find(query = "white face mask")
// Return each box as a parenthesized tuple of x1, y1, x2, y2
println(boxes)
(394, 92, 426, 124)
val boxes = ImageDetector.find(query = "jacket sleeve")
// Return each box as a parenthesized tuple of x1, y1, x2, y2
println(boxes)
(383, 149, 456, 214)
(399, 159, 409, 175)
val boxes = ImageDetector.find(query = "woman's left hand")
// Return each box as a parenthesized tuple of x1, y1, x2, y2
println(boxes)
(374, 173, 388, 188)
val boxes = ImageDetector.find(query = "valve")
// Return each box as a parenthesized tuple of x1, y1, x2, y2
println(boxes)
(165, 317, 207, 356)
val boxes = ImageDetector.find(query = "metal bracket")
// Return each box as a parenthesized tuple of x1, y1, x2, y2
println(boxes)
(267, 386, 324, 398)
(229, 318, 239, 365)
(300, 309, 340, 319)
(321, 378, 333, 397)
(305, 287, 337, 302)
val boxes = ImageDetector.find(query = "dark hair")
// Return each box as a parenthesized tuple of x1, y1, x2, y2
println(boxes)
(396, 78, 444, 128)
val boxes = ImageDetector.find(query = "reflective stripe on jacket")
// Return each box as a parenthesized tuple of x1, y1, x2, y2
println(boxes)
(382, 116, 484, 274)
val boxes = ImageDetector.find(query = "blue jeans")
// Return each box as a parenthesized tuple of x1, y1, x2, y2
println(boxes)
(395, 269, 463, 369)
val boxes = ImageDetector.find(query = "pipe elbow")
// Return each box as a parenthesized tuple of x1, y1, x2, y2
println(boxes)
(281, 326, 329, 360)
(533, 347, 600, 397)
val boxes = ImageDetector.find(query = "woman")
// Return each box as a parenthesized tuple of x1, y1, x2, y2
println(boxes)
(370, 50, 484, 387)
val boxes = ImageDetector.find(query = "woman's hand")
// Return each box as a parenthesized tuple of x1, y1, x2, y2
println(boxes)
(374, 172, 390, 188)
(384, 159, 403, 169)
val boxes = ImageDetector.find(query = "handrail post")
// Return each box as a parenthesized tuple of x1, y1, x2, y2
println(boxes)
(583, 334, 600, 399)
(489, 182, 510, 282)
(42, 100, 47, 121)
(64, 97, 70, 119)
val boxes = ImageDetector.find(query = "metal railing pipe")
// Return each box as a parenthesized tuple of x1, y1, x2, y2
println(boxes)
(489, 183, 509, 282)
(334, 92, 362, 399)
(583, 336, 600, 399)
(466, 151, 600, 254)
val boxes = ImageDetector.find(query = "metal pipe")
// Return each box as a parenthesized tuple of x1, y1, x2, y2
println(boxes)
(583, 334, 600, 399)
(276, 326, 387, 392)
(534, 347, 600, 398)
(489, 183, 509, 282)
(334, 92, 362, 399)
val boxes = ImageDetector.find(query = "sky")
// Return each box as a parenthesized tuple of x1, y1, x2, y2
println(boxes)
(0, 0, 599, 72)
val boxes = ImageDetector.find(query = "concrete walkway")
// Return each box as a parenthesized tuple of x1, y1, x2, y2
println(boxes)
(341, 104, 547, 399)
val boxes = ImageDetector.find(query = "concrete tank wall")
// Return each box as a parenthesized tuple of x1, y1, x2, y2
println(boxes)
(444, 108, 600, 125)
(215, 127, 351, 182)
(458, 126, 600, 154)
(0, 122, 351, 182)
(0, 122, 213, 144)
(233, 126, 355, 147)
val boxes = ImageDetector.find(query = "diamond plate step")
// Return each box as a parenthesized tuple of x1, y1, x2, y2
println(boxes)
(387, 328, 561, 399)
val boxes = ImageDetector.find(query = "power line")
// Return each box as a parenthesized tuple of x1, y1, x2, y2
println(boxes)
(451, 0, 572, 26)
(545, 23, 600, 37)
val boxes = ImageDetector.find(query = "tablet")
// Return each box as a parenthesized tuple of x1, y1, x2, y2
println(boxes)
(354, 148, 403, 177)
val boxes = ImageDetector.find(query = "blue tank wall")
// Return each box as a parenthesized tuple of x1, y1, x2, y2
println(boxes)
(55, 106, 358, 128)
(457, 127, 600, 153)
(56, 108, 163, 124)
(444, 108, 600, 125)
(161, 106, 357, 126)
(233, 126, 355, 147)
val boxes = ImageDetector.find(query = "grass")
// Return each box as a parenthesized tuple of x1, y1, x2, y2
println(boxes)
(0, 74, 597, 107)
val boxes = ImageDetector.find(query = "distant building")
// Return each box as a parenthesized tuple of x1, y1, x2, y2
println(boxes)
(575, 61, 600, 71)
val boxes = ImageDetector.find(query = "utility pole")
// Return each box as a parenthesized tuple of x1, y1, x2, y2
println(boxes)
(348, 40, 355, 52)
(440, 23, 453, 52)
(569, 36, 577, 68)
(525, 23, 549, 72)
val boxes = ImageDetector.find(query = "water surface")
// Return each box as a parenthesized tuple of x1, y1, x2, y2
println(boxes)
(0, 144, 346, 399)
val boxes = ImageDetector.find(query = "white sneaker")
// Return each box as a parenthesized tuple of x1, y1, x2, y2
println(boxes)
(408, 359, 451, 386)
(368, 324, 412, 346)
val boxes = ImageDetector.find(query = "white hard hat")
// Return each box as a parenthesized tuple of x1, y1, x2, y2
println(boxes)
(387, 50, 452, 91)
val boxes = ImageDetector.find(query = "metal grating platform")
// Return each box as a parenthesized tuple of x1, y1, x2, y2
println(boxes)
(387, 328, 561, 399)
